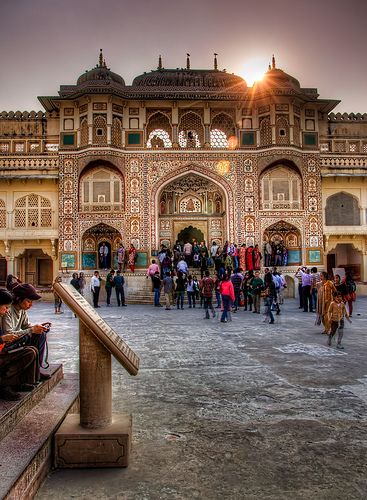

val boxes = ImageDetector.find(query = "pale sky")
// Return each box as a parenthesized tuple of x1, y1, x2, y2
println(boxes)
(1, 0, 366, 113)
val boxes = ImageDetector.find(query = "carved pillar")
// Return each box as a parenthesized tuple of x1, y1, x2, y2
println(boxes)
(172, 125, 178, 147)
(362, 252, 367, 282)
(204, 125, 210, 147)
(107, 103, 112, 145)
(270, 105, 276, 145)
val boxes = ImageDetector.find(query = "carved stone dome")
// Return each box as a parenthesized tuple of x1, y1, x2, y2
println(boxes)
(262, 68, 301, 90)
(255, 56, 301, 91)
(76, 50, 125, 87)
(132, 68, 246, 90)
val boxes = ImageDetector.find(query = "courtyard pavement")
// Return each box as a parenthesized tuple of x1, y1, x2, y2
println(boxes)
(33, 296, 367, 500)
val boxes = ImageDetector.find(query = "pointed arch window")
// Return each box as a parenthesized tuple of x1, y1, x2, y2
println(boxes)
(80, 167, 124, 212)
(146, 112, 172, 148)
(276, 115, 290, 145)
(111, 117, 122, 147)
(178, 112, 204, 148)
(260, 116, 271, 146)
(93, 115, 107, 145)
(80, 117, 88, 146)
(210, 113, 236, 148)
(325, 192, 360, 225)
(261, 166, 302, 210)
(0, 199, 6, 228)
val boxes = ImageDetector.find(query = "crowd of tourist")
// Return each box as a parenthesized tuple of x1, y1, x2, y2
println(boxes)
(144, 241, 356, 341)
(0, 242, 357, 401)
(144, 240, 289, 323)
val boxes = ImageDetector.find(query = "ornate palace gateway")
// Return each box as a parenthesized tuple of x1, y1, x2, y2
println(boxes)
(1, 52, 367, 290)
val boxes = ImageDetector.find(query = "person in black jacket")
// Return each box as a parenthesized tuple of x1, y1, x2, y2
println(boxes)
(0, 289, 39, 401)
(113, 270, 126, 307)
(263, 272, 276, 324)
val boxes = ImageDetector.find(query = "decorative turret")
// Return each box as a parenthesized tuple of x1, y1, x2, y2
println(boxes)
(272, 54, 276, 70)
(255, 55, 301, 92)
(99, 48, 104, 68)
(158, 55, 163, 70)
(186, 53, 190, 70)
(76, 49, 125, 87)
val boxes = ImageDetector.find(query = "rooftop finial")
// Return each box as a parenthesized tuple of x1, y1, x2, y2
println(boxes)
(186, 53, 190, 70)
(158, 55, 163, 70)
(272, 54, 276, 70)
(99, 49, 104, 68)
(214, 53, 218, 71)
(268, 62, 271, 71)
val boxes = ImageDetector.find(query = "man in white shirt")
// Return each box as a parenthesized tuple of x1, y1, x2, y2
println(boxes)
(99, 243, 108, 270)
(210, 241, 219, 258)
(183, 241, 193, 266)
(91, 271, 101, 308)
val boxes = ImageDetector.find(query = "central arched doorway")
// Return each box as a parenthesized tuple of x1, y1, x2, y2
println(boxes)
(263, 221, 302, 267)
(177, 225, 205, 246)
(81, 223, 122, 270)
(158, 173, 226, 249)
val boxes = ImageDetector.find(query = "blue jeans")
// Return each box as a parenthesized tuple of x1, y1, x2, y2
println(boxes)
(187, 291, 195, 307)
(234, 289, 241, 309)
(176, 291, 184, 309)
(264, 297, 274, 323)
(154, 288, 161, 306)
(221, 295, 231, 321)
(27, 331, 47, 367)
(203, 296, 214, 318)
(115, 287, 125, 306)
(311, 288, 318, 310)
(215, 290, 221, 307)
(106, 287, 113, 305)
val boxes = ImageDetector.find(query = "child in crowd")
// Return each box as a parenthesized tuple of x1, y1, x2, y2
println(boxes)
(327, 291, 352, 349)
(53, 291, 63, 314)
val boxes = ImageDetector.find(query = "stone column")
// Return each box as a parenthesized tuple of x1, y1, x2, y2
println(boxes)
(172, 125, 178, 147)
(204, 124, 210, 147)
(79, 320, 112, 428)
(362, 252, 367, 282)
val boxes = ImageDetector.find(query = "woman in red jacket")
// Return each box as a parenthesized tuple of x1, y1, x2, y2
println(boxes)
(219, 273, 235, 323)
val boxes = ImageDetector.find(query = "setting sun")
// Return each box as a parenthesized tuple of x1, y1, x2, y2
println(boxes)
(239, 57, 269, 86)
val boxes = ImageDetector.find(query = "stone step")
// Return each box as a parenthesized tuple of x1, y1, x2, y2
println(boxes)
(0, 374, 79, 500)
(0, 364, 64, 442)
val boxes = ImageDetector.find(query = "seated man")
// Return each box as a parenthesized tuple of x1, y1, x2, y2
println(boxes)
(1, 284, 51, 380)
(0, 289, 39, 401)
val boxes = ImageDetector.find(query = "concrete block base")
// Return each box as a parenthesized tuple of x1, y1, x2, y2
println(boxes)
(55, 413, 132, 468)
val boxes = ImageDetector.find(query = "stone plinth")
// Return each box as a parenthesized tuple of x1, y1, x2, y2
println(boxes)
(55, 413, 131, 468)
(54, 318, 133, 467)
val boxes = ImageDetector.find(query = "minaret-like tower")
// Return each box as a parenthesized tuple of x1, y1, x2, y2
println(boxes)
(186, 53, 190, 70)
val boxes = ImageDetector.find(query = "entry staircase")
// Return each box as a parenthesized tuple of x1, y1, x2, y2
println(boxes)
(0, 365, 79, 499)
(113, 268, 205, 305)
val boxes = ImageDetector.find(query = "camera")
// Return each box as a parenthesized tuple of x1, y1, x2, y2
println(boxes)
(42, 322, 51, 332)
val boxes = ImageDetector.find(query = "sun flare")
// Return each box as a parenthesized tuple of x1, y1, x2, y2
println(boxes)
(239, 57, 269, 86)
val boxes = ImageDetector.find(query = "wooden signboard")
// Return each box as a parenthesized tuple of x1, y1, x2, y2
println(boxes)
(53, 281, 140, 376)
